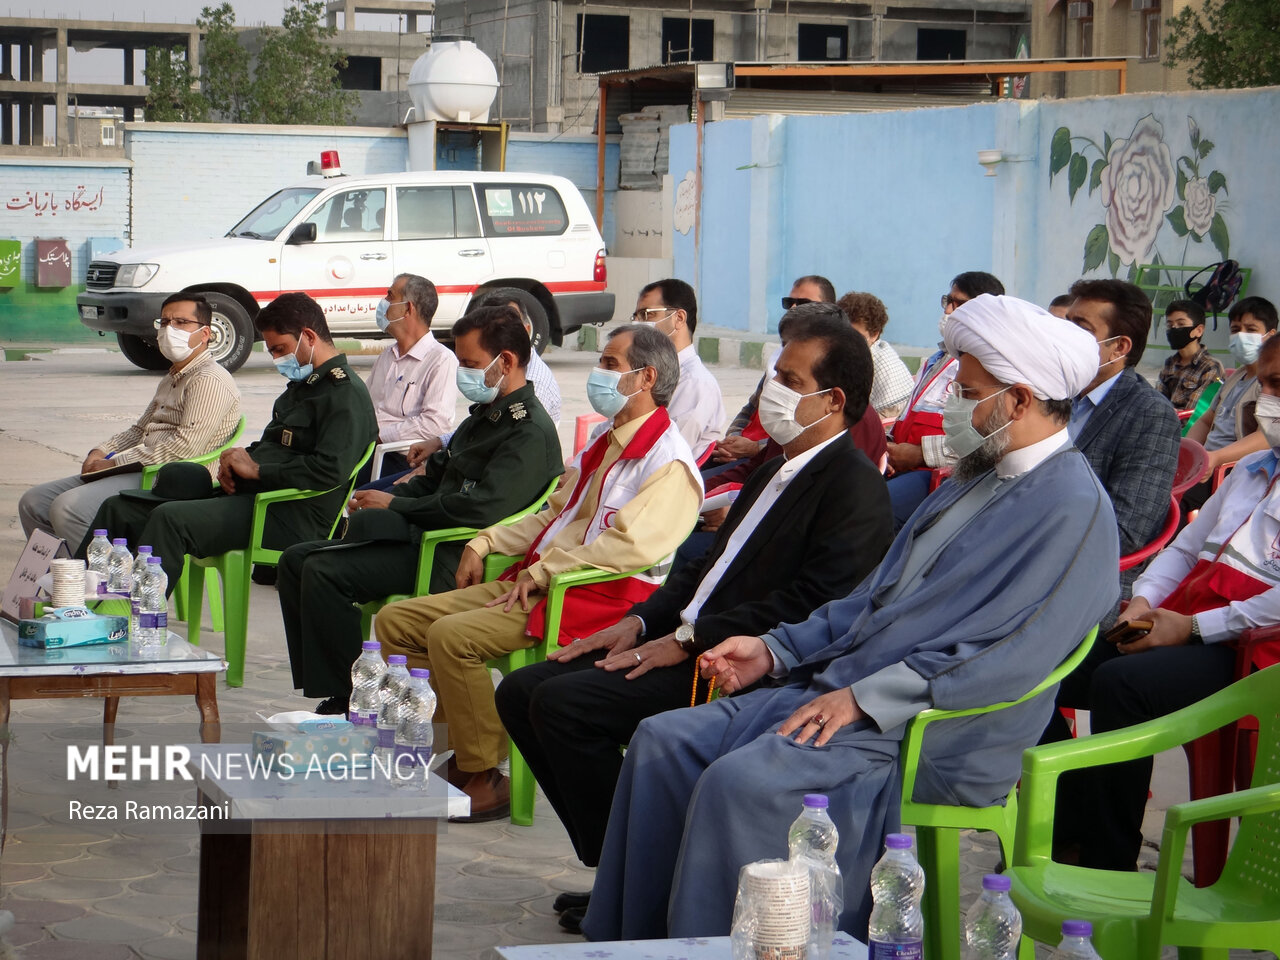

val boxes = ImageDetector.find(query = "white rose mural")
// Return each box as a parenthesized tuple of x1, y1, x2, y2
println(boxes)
(1049, 112, 1231, 286)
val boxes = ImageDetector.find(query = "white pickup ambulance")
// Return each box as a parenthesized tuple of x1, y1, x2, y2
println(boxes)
(77, 160, 613, 372)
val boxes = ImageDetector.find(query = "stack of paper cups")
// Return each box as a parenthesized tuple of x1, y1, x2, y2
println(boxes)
(49, 559, 87, 609)
(745, 859, 811, 960)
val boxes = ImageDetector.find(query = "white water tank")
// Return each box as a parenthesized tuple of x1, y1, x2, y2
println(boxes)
(407, 37, 499, 124)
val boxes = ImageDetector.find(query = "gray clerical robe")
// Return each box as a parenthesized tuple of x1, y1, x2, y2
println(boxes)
(581, 446, 1121, 942)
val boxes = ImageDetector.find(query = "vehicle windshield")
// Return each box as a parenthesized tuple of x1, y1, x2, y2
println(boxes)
(227, 187, 322, 240)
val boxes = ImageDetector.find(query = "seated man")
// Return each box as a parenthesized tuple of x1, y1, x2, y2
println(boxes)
(374, 324, 703, 820)
(839, 291, 914, 419)
(495, 306, 894, 931)
(19, 293, 241, 547)
(885, 270, 1005, 529)
(1064, 279, 1180, 595)
(706, 275, 835, 471)
(1183, 295, 1278, 510)
(365, 273, 458, 478)
(630, 279, 725, 461)
(80, 293, 378, 591)
(1053, 334, 1280, 871)
(1157, 299, 1224, 411)
(581, 296, 1118, 942)
(277, 305, 564, 714)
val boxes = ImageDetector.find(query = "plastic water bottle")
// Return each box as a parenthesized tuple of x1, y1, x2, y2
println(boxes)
(375, 655, 412, 764)
(788, 794, 843, 959)
(136, 557, 168, 648)
(1050, 920, 1102, 960)
(86, 530, 111, 590)
(128, 546, 152, 640)
(393, 667, 436, 786)
(964, 874, 1022, 960)
(348, 640, 387, 726)
(106, 538, 133, 593)
(867, 834, 925, 959)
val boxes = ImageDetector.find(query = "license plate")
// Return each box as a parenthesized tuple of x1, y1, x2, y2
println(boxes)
(79, 305, 99, 320)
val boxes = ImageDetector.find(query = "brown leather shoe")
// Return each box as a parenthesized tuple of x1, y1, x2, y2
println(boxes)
(450, 767, 510, 823)
(444, 755, 470, 789)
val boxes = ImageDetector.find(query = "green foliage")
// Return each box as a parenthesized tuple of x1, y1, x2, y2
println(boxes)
(1083, 224, 1109, 274)
(249, 0, 357, 126)
(199, 3, 252, 122)
(1165, 0, 1280, 89)
(143, 46, 209, 122)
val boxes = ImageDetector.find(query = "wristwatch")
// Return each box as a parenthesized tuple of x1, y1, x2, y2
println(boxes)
(1189, 614, 1204, 645)
(674, 623, 698, 654)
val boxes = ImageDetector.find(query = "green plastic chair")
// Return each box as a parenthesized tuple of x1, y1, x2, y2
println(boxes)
(184, 442, 374, 687)
(1008, 665, 1280, 959)
(141, 416, 248, 631)
(899, 625, 1099, 960)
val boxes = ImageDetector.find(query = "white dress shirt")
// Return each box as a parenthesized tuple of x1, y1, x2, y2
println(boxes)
(668, 344, 727, 461)
(526, 349, 562, 424)
(366, 331, 459, 442)
(680, 432, 841, 626)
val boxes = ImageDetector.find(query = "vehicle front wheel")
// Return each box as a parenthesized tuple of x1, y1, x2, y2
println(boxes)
(197, 291, 255, 373)
(484, 286, 552, 355)
(115, 333, 169, 371)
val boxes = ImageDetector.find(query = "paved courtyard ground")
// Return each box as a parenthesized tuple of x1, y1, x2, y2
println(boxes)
(0, 343, 1270, 959)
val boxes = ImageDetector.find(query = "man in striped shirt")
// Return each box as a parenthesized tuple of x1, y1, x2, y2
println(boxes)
(18, 293, 241, 548)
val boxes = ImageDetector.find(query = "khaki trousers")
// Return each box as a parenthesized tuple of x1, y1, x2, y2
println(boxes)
(374, 581, 534, 773)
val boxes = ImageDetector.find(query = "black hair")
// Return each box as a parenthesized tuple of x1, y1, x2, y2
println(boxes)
(1067, 278, 1152, 367)
(639, 278, 699, 335)
(254, 292, 333, 343)
(1049, 294, 1074, 310)
(792, 275, 837, 303)
(951, 271, 1005, 299)
(451, 305, 531, 367)
(777, 302, 872, 426)
(1229, 296, 1279, 332)
(163, 292, 212, 326)
(1165, 299, 1206, 327)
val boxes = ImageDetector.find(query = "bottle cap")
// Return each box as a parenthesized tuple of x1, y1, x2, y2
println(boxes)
(362, 640, 380, 651)
(388, 655, 407, 664)
(802, 794, 829, 809)
(147, 556, 163, 564)
(884, 833, 912, 850)
(1062, 920, 1092, 938)
(94, 529, 107, 537)
(981, 874, 1011, 892)
(137, 545, 152, 554)
(112, 538, 128, 546)
(410, 667, 430, 678)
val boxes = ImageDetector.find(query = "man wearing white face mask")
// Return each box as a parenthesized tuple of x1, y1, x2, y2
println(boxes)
(1063, 278, 1180, 597)
(1184, 296, 1279, 511)
(1053, 333, 1280, 872)
(363, 273, 458, 477)
(18, 293, 241, 548)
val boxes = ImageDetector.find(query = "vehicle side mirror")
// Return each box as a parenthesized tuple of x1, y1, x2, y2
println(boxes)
(287, 222, 317, 245)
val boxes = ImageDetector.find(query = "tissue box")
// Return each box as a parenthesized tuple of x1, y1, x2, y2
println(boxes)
(18, 606, 128, 648)
(252, 719, 378, 774)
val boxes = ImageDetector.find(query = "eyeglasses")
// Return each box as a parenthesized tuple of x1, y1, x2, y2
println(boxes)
(781, 297, 815, 310)
(153, 317, 204, 330)
(945, 380, 1006, 401)
(630, 306, 675, 323)
(941, 294, 969, 311)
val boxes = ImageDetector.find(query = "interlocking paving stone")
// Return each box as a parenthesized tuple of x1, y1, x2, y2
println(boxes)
(129, 873, 199, 898)
(434, 899, 526, 926)
(160, 854, 200, 876)
(460, 857, 564, 880)
(50, 855, 160, 881)
(3, 899, 86, 923)
(440, 873, 548, 903)
(0, 862, 55, 883)
(8, 920, 49, 947)
(0, 843, 83, 866)
(20, 940, 137, 960)
(8, 877, 132, 902)
(138, 935, 199, 960)
(95, 894, 197, 920)
(47, 913, 171, 941)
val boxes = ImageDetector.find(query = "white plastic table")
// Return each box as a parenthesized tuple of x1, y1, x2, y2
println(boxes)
(0, 618, 223, 734)
(186, 743, 467, 960)
(489, 934, 869, 959)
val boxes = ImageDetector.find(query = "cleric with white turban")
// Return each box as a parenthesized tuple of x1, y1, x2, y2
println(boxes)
(582, 298, 1120, 943)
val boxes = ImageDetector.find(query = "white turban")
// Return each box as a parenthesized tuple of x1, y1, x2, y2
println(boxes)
(942, 294, 1099, 401)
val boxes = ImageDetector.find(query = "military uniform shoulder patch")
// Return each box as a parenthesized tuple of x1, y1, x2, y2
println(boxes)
(487, 407, 502, 423)
(306, 372, 320, 385)
(330, 367, 348, 381)
(510, 401, 527, 421)
(282, 429, 294, 447)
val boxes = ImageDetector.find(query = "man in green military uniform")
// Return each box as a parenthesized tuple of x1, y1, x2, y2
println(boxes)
(80, 293, 378, 592)
(277, 304, 564, 713)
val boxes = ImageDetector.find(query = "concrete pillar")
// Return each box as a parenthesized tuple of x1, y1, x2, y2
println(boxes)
(2, 43, 11, 78)
(1, 104, 11, 145)
(187, 30, 200, 82)
(124, 46, 134, 85)
(55, 27, 68, 147)
(19, 40, 30, 81)
(407, 13, 418, 32)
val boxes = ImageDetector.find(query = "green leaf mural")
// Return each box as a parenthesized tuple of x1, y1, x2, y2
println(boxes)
(1209, 212, 1229, 259)
(1167, 207, 1189, 237)
(1068, 154, 1088, 202)
(1208, 170, 1227, 195)
(1084, 224, 1109, 273)
(1049, 127, 1071, 181)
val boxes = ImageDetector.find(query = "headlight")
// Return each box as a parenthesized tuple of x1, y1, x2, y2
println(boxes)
(115, 263, 159, 287)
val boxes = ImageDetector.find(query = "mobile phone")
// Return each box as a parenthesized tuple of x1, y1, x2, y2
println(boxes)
(1105, 619, 1154, 645)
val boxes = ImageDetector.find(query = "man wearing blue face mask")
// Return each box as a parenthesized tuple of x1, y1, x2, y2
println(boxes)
(363, 273, 458, 478)
(276, 305, 563, 715)
(1183, 296, 1279, 512)
(80, 293, 378, 593)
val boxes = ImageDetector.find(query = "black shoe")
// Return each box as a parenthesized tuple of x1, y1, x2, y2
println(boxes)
(315, 696, 347, 716)
(558, 906, 586, 934)
(251, 564, 278, 586)
(553, 891, 591, 914)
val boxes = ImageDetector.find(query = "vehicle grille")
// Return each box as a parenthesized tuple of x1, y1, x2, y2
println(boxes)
(85, 261, 118, 289)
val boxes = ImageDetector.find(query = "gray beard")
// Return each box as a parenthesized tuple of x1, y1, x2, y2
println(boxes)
(951, 404, 1013, 485)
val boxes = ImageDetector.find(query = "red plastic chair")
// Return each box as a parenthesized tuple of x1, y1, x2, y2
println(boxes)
(1173, 438, 1209, 500)
(1182, 629, 1276, 886)
(1118, 496, 1180, 572)
(1177, 408, 1195, 425)
(1211, 460, 1236, 493)
(573, 413, 607, 454)
(928, 466, 952, 492)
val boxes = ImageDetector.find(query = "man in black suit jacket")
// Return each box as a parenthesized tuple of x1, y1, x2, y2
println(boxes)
(495, 306, 893, 931)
